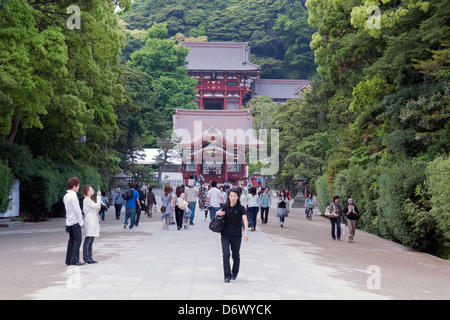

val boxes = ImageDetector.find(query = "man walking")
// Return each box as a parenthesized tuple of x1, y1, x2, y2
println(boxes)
(206, 180, 223, 220)
(259, 187, 271, 224)
(64, 177, 84, 266)
(124, 183, 140, 230)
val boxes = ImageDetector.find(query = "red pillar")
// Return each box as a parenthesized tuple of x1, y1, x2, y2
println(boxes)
(223, 91, 227, 110)
(196, 163, 200, 182)
(224, 159, 228, 182)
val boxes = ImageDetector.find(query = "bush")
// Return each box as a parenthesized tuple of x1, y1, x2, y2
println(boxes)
(316, 174, 331, 214)
(426, 155, 450, 256)
(20, 157, 64, 221)
(0, 161, 13, 213)
(376, 158, 435, 249)
(332, 164, 381, 235)
(0, 141, 105, 221)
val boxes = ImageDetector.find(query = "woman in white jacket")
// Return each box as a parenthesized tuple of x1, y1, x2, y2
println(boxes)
(82, 185, 101, 264)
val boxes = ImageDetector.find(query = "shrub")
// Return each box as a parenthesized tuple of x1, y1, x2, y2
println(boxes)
(316, 174, 331, 214)
(0, 161, 13, 213)
(376, 158, 433, 249)
(333, 164, 381, 235)
(426, 155, 450, 256)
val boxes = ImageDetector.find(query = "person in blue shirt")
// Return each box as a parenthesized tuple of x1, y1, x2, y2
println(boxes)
(124, 183, 140, 230)
(259, 187, 271, 224)
(113, 188, 123, 220)
(305, 193, 315, 220)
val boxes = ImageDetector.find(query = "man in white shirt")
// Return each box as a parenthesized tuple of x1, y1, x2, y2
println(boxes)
(64, 177, 85, 266)
(206, 180, 224, 220)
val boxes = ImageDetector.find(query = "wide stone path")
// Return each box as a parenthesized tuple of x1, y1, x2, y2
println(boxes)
(26, 214, 385, 300)
(1, 189, 449, 300)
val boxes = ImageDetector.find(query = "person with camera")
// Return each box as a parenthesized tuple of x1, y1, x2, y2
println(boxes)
(343, 198, 359, 243)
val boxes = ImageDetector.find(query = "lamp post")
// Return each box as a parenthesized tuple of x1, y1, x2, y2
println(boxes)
(292, 175, 307, 208)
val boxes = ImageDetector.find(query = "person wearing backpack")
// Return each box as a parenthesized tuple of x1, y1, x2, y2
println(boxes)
(123, 183, 140, 230)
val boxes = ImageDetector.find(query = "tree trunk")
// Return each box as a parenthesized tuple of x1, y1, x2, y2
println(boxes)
(6, 114, 20, 144)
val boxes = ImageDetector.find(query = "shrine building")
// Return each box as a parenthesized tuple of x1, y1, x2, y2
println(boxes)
(172, 41, 310, 185)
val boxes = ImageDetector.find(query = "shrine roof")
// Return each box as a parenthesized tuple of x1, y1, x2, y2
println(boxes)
(172, 109, 263, 146)
(252, 79, 311, 100)
(182, 42, 261, 72)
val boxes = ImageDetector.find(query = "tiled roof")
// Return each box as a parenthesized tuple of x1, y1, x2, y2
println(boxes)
(252, 79, 310, 100)
(172, 109, 263, 146)
(182, 42, 260, 72)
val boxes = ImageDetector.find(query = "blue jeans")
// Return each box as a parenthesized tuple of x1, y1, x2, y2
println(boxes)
(210, 207, 220, 220)
(247, 206, 259, 229)
(188, 201, 196, 224)
(124, 208, 136, 229)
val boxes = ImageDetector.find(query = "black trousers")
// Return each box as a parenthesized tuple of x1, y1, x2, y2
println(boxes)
(66, 224, 82, 265)
(115, 204, 122, 219)
(221, 235, 242, 279)
(175, 205, 184, 229)
(260, 207, 269, 224)
(330, 217, 341, 240)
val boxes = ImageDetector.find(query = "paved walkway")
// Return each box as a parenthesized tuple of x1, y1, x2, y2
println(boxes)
(26, 214, 385, 300)
(1, 189, 449, 300)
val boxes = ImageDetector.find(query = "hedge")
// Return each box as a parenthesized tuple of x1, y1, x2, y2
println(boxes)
(0, 161, 13, 213)
(319, 156, 449, 258)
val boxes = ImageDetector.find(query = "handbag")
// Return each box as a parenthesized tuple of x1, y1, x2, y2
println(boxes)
(209, 215, 225, 233)
(177, 198, 188, 210)
(160, 195, 171, 214)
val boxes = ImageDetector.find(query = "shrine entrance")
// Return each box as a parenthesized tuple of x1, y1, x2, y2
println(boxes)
(203, 99, 224, 110)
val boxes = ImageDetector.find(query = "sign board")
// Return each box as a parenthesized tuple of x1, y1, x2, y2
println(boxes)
(0, 179, 20, 218)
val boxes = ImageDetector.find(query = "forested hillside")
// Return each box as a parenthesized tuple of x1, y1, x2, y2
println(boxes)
(121, 0, 317, 79)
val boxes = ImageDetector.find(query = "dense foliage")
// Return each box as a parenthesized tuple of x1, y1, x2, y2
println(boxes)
(121, 0, 317, 79)
(270, 0, 449, 258)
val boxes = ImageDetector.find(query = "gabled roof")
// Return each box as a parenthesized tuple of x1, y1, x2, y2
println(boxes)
(182, 42, 261, 72)
(252, 79, 311, 100)
(172, 109, 263, 147)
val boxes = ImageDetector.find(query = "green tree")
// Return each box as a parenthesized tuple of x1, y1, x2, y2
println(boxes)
(0, 0, 68, 143)
(128, 23, 198, 125)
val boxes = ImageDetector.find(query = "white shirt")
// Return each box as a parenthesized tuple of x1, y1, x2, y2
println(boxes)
(185, 186, 197, 202)
(207, 187, 222, 207)
(64, 190, 84, 227)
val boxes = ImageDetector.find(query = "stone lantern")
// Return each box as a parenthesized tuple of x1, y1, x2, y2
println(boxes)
(292, 174, 307, 208)
(115, 170, 129, 192)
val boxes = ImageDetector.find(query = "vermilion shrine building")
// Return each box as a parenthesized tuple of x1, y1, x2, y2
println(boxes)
(173, 41, 310, 185)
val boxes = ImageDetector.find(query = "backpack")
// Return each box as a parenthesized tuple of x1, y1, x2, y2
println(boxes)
(122, 189, 134, 200)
